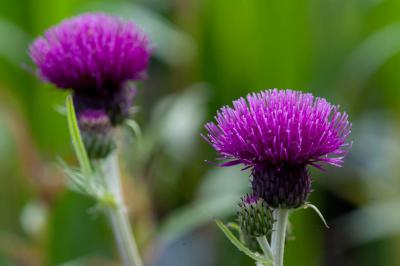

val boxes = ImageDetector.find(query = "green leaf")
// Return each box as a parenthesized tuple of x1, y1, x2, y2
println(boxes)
(215, 220, 272, 265)
(303, 203, 329, 229)
(66, 95, 92, 175)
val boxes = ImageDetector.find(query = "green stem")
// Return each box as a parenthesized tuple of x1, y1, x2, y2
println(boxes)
(256, 236, 274, 261)
(271, 209, 289, 266)
(101, 154, 143, 266)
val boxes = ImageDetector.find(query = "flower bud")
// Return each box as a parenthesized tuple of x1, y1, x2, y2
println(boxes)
(238, 195, 273, 237)
(78, 110, 116, 159)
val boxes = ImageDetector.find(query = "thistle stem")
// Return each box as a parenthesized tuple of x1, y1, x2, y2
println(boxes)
(271, 209, 289, 266)
(101, 153, 143, 266)
(256, 236, 273, 261)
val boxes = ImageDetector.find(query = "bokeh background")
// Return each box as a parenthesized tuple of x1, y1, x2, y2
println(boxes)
(1, 0, 400, 265)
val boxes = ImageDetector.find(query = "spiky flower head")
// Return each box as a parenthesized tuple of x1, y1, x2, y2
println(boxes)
(238, 195, 273, 237)
(204, 89, 351, 208)
(78, 109, 116, 159)
(29, 13, 151, 124)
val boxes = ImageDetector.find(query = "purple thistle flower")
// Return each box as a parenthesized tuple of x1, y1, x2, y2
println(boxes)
(204, 89, 352, 208)
(29, 13, 151, 124)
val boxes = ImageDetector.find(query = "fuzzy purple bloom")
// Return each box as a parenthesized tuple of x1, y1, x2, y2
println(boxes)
(29, 13, 151, 124)
(204, 89, 351, 168)
(204, 89, 352, 208)
(30, 13, 150, 93)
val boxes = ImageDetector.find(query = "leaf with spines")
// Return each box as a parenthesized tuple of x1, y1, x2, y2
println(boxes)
(58, 158, 108, 203)
(59, 158, 88, 194)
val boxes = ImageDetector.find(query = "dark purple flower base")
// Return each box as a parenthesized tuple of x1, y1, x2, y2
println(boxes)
(251, 163, 311, 209)
(74, 84, 136, 125)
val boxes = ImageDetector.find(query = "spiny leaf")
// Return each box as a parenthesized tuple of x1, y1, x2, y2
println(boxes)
(58, 158, 94, 197)
(215, 220, 272, 265)
(66, 95, 92, 175)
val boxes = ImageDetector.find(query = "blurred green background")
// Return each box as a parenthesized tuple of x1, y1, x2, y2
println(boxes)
(1, 0, 400, 265)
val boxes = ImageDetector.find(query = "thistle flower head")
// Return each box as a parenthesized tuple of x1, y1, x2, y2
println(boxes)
(29, 13, 151, 124)
(204, 89, 351, 168)
(204, 89, 352, 208)
(30, 13, 150, 93)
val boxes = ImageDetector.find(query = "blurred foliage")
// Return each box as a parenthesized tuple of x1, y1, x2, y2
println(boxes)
(1, 0, 400, 265)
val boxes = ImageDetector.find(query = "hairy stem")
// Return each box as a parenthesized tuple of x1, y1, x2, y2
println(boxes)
(271, 209, 289, 266)
(101, 153, 143, 266)
(256, 235, 274, 261)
